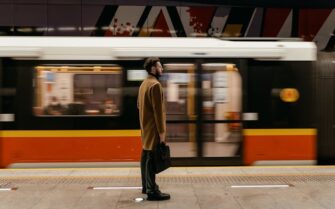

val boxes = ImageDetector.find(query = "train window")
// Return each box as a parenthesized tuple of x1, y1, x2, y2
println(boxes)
(162, 63, 196, 119)
(33, 65, 122, 117)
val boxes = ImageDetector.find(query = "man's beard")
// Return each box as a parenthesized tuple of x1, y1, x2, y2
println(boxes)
(149, 72, 161, 79)
(156, 71, 162, 79)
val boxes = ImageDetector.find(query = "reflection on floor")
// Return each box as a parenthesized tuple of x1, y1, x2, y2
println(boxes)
(169, 142, 240, 157)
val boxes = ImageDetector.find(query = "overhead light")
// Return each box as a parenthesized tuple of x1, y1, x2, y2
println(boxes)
(83, 27, 97, 31)
(17, 27, 33, 33)
(190, 33, 207, 37)
(35, 27, 47, 32)
(148, 29, 163, 33)
(57, 27, 77, 31)
(101, 26, 114, 31)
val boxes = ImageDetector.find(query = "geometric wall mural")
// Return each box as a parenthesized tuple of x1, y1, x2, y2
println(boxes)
(0, 4, 334, 50)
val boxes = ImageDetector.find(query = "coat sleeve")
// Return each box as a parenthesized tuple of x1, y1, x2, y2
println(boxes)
(150, 83, 166, 134)
(137, 94, 139, 109)
(137, 86, 141, 109)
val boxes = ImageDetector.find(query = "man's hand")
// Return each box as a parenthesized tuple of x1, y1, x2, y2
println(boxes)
(159, 132, 166, 144)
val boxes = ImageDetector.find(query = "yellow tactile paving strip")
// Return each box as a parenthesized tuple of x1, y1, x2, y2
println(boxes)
(1, 166, 335, 186)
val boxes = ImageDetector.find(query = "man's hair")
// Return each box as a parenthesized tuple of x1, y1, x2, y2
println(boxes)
(143, 57, 160, 73)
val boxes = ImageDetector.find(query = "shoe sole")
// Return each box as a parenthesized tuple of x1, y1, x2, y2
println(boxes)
(147, 197, 170, 201)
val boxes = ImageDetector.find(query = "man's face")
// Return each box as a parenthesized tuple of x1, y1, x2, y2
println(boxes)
(155, 62, 164, 76)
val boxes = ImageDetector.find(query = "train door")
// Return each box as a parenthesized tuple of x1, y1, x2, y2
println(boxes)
(201, 63, 242, 159)
(161, 62, 243, 163)
(161, 63, 197, 157)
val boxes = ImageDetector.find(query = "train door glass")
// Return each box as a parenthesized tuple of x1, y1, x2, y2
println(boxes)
(161, 63, 196, 157)
(201, 63, 242, 157)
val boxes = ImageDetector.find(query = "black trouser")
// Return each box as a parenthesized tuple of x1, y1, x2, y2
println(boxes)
(141, 150, 159, 193)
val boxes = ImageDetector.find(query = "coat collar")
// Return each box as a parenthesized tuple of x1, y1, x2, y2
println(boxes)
(148, 74, 159, 80)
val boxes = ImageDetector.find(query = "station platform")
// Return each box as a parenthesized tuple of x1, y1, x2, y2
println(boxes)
(0, 166, 335, 209)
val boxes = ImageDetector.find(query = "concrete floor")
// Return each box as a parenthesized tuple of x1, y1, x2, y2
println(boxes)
(1, 166, 335, 209)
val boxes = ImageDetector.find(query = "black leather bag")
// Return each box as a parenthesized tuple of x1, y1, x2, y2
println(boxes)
(154, 142, 171, 174)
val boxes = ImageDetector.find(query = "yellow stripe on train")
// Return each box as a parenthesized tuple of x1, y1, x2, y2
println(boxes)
(243, 129, 317, 136)
(0, 130, 141, 137)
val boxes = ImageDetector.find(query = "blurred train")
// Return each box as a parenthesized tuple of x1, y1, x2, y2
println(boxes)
(0, 36, 333, 168)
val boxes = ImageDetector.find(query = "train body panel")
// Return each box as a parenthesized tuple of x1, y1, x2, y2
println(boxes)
(0, 130, 141, 168)
(0, 37, 329, 167)
(244, 129, 316, 165)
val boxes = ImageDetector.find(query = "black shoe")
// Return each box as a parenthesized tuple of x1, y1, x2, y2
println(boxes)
(142, 185, 158, 194)
(147, 191, 170, 201)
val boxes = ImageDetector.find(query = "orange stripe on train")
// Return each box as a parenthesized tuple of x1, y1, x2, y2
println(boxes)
(243, 129, 317, 165)
(0, 130, 142, 168)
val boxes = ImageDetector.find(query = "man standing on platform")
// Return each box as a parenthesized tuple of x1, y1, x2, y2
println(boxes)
(137, 57, 170, 201)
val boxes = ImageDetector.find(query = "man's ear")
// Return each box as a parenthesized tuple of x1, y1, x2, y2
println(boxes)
(151, 66, 156, 73)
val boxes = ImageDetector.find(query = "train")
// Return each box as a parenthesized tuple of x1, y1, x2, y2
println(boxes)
(0, 36, 333, 168)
